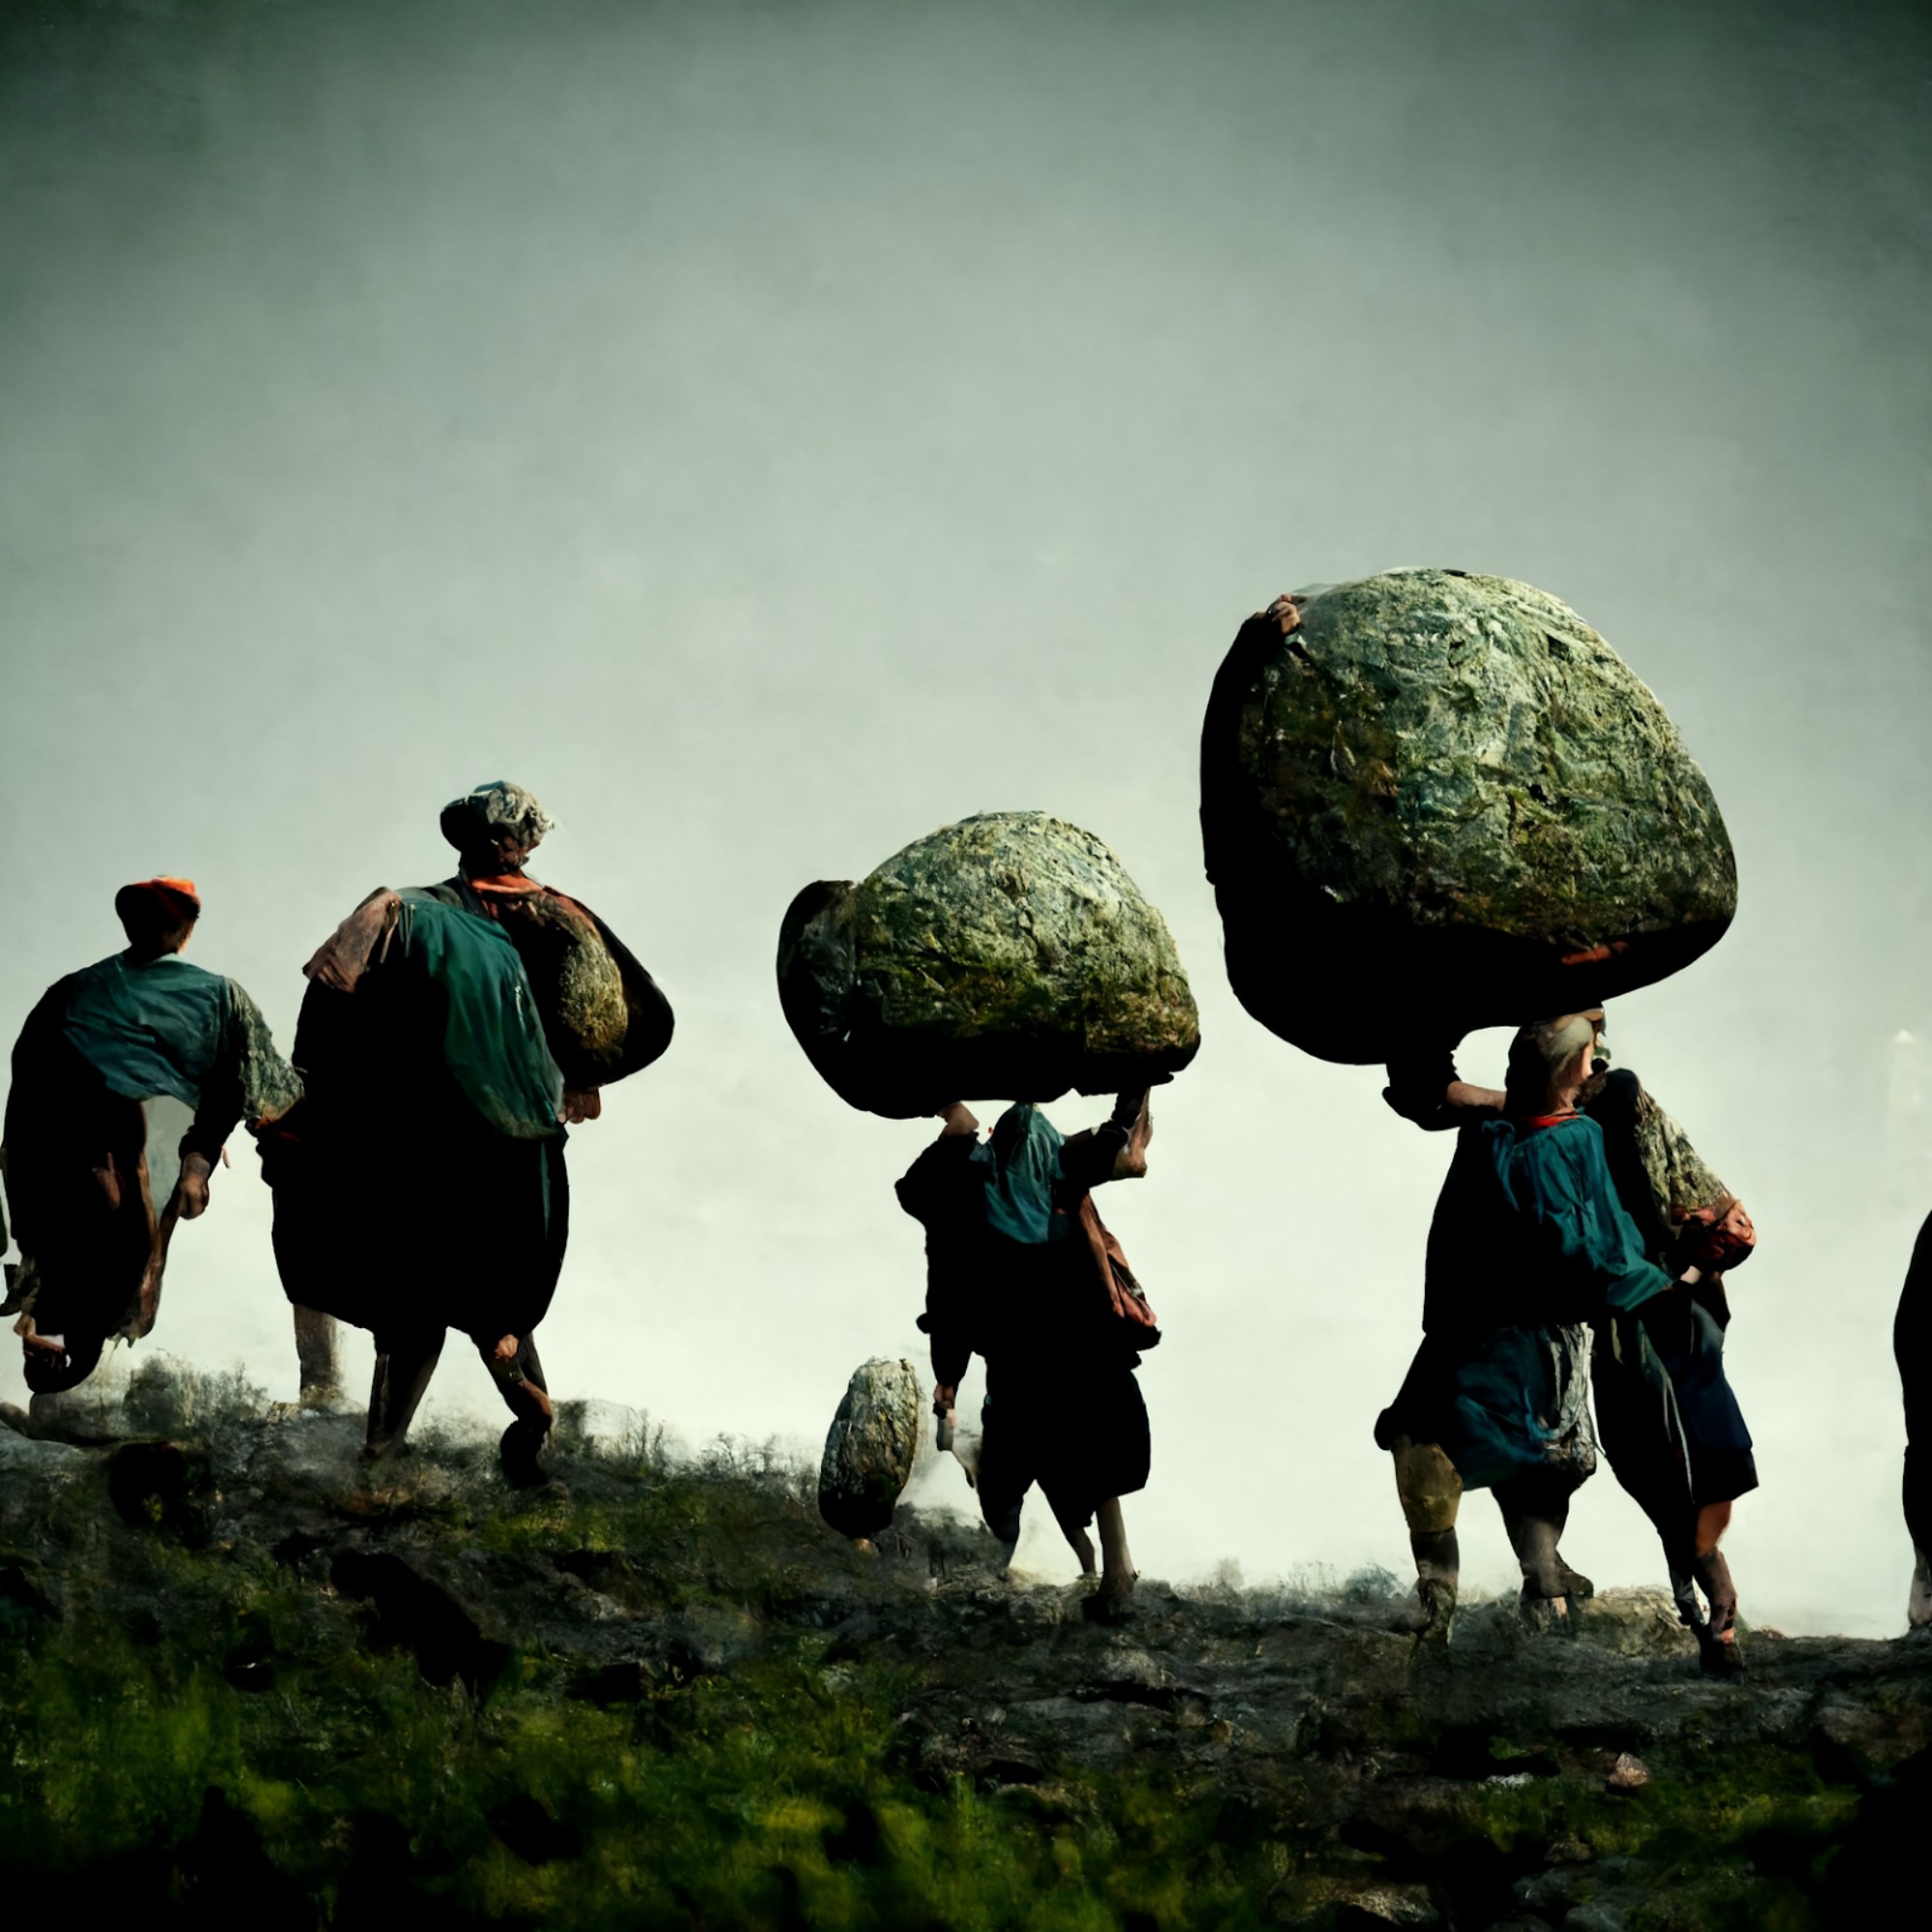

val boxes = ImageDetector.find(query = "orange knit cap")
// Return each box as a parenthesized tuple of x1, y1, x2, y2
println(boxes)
(114, 876, 201, 923)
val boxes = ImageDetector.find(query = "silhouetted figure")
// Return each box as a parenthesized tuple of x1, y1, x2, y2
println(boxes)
(1899, 1212, 1932, 1630)
(1, 878, 301, 1397)
(1378, 1012, 1689, 1639)
(259, 782, 670, 1482)
(898, 1090, 1157, 1621)
(1585, 1066, 1757, 1672)
(1385, 1020, 1758, 1669)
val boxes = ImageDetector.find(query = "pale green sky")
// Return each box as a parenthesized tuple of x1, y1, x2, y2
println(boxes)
(3, 0, 1928, 1634)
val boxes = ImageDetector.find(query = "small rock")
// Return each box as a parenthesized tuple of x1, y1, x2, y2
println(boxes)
(0, 1428, 87, 1471)
(1332, 1883, 1441, 1927)
(1564, 1904, 1631, 1932)
(818, 1357, 922, 1540)
(1574, 1586, 1698, 1659)
(1605, 1752, 1650, 1793)
(1517, 1867, 1585, 1912)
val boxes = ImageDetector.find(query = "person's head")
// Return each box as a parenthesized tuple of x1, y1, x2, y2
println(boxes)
(440, 781, 554, 876)
(113, 876, 200, 961)
(1504, 1009, 1607, 1117)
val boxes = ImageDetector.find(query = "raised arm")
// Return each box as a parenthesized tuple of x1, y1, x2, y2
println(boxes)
(1383, 1045, 1504, 1132)
(1060, 1089, 1152, 1191)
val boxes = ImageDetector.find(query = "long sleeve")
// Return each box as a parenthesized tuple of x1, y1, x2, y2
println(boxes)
(898, 1134, 980, 1386)
(183, 980, 303, 1166)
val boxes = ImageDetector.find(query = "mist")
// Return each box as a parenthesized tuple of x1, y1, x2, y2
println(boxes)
(2, 0, 1928, 1634)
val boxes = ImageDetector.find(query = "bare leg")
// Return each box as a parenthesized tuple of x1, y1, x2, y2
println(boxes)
(1081, 1498, 1136, 1623)
(1910, 1548, 1932, 1631)
(364, 1328, 445, 1461)
(1095, 1498, 1133, 1585)
(1046, 1492, 1097, 1575)
(294, 1305, 342, 1406)
(1691, 1500, 1743, 1673)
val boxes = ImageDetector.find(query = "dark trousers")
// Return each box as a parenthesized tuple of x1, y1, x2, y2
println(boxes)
(365, 1328, 551, 1458)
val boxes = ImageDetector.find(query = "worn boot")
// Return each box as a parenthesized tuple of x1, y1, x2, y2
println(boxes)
(1668, 1565, 1711, 1641)
(363, 1329, 445, 1462)
(1910, 1546, 1932, 1633)
(1393, 1528, 1460, 1640)
(1498, 1490, 1578, 1636)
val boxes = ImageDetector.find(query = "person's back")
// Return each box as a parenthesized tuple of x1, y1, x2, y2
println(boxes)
(2, 877, 299, 1397)
(900, 1092, 1155, 1620)
(261, 781, 672, 1483)
(1897, 1211, 1932, 1629)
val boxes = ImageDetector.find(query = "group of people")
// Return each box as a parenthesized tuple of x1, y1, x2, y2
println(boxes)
(896, 1011, 1769, 1666)
(0, 781, 671, 1485)
(1, 782, 1924, 1665)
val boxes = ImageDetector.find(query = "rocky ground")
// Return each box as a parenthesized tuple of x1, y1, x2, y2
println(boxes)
(0, 1354, 1923, 1929)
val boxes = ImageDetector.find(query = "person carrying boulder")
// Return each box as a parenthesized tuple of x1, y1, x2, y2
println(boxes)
(1895, 1213, 1932, 1633)
(1, 877, 302, 1398)
(1386, 1020, 1761, 1671)
(1377, 1012, 1692, 1639)
(897, 1088, 1158, 1623)
(258, 781, 671, 1482)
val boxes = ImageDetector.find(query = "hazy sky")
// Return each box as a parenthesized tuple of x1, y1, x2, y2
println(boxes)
(3, 0, 1928, 1634)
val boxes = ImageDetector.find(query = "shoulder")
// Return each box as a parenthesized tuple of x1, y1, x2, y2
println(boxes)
(144, 955, 225, 998)
(220, 977, 269, 1020)
(1501, 1114, 1606, 1187)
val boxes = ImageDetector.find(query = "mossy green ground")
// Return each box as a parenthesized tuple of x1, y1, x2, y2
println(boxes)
(0, 1425, 1921, 1927)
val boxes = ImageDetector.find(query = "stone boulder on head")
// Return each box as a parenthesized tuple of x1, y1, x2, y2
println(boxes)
(779, 810, 1200, 1119)
(1200, 569, 1736, 1065)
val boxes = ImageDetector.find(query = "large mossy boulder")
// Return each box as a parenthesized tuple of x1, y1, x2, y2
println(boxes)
(1201, 570, 1736, 1065)
(779, 811, 1200, 1118)
(818, 1357, 923, 1542)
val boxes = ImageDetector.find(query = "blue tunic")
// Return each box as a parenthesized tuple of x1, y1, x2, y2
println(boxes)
(1382, 1113, 1675, 1491)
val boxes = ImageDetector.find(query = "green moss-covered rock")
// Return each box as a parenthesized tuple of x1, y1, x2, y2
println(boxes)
(1201, 570, 1737, 1064)
(779, 811, 1200, 1118)
(817, 1357, 922, 1541)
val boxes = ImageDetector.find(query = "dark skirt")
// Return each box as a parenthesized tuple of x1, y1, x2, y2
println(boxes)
(269, 1117, 569, 1349)
(1652, 1294, 1757, 1507)
(1595, 1295, 1756, 1513)
(976, 1361, 1151, 1538)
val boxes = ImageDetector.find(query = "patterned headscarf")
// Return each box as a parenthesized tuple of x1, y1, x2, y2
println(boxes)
(439, 781, 555, 857)
(1505, 1009, 1606, 1114)
(972, 1102, 1066, 1245)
